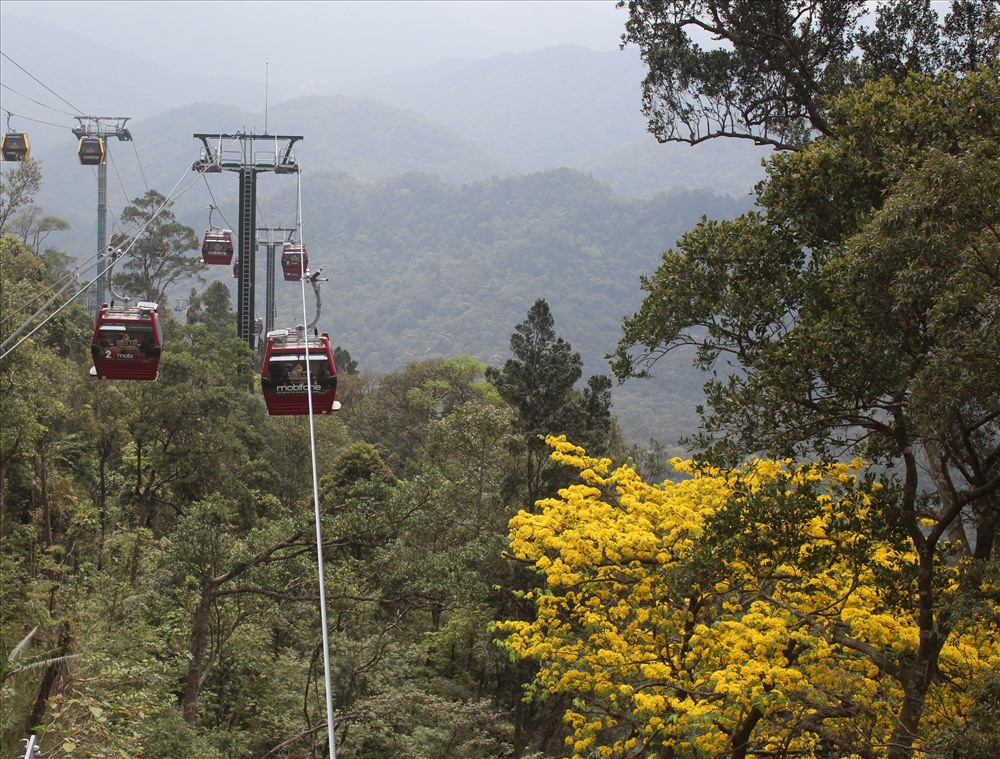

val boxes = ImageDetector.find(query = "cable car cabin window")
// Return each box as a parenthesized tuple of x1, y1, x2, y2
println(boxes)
(94, 323, 158, 362)
(263, 356, 335, 391)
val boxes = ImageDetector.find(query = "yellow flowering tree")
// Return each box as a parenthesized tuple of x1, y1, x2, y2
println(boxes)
(498, 437, 999, 759)
(610, 63, 1000, 759)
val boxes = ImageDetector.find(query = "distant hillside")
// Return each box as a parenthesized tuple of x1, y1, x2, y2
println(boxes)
(339, 45, 651, 169)
(0, 15, 266, 118)
(578, 136, 768, 200)
(266, 96, 512, 183)
(338, 45, 770, 195)
(256, 168, 753, 447)
(2, 20, 767, 447)
(3, 15, 768, 207)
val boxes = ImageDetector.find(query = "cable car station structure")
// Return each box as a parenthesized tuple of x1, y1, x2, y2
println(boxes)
(191, 132, 302, 349)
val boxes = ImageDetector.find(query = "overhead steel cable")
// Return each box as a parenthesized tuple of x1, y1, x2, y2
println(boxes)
(0, 247, 120, 363)
(0, 269, 80, 354)
(107, 147, 135, 214)
(0, 99, 75, 127)
(1, 161, 199, 363)
(199, 173, 234, 231)
(0, 51, 86, 115)
(130, 138, 150, 195)
(294, 168, 338, 759)
(0, 250, 100, 330)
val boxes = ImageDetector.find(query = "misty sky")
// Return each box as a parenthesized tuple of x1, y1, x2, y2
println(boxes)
(2, 1, 631, 84)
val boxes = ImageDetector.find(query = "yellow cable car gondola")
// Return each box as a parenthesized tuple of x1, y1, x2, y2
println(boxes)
(78, 135, 105, 166)
(1, 131, 30, 161)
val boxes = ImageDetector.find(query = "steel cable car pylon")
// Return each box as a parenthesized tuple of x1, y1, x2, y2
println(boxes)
(191, 131, 302, 350)
(72, 116, 132, 315)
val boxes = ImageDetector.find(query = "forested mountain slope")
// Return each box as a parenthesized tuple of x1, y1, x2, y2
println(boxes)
(274, 168, 747, 445)
(1, 15, 765, 447)
(12, 119, 753, 446)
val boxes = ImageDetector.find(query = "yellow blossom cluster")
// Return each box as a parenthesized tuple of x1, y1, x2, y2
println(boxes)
(497, 437, 999, 758)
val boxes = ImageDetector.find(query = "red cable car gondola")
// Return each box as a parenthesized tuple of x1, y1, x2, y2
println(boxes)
(280, 243, 308, 282)
(260, 327, 338, 415)
(201, 229, 235, 265)
(90, 302, 162, 381)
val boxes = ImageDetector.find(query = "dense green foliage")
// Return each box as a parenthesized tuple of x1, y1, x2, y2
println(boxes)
(613, 60, 1000, 758)
(0, 237, 628, 757)
(622, 0, 999, 149)
(5, 9, 996, 755)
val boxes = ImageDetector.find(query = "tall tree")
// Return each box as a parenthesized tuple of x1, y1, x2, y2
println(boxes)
(0, 158, 41, 232)
(338, 355, 494, 472)
(109, 190, 202, 304)
(165, 494, 309, 726)
(185, 281, 236, 337)
(620, 0, 999, 150)
(333, 346, 358, 375)
(486, 298, 613, 509)
(612, 66, 999, 757)
(8, 206, 70, 255)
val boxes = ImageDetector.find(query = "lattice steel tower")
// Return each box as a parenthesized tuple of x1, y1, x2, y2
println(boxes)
(191, 133, 301, 348)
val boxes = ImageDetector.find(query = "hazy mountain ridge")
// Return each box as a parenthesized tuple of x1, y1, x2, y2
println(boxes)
(266, 168, 751, 446)
(2, 14, 767, 199)
(337, 45, 651, 167)
(0, 16, 267, 117)
(267, 95, 512, 183)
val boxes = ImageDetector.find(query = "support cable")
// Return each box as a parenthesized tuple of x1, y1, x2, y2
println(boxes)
(1, 162, 196, 362)
(0, 101, 72, 128)
(0, 52, 85, 115)
(0, 250, 100, 330)
(0, 270, 79, 353)
(295, 169, 337, 759)
(0, 248, 119, 363)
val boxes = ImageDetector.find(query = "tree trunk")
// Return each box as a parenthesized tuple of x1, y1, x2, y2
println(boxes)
(0, 431, 19, 540)
(35, 440, 53, 549)
(887, 541, 945, 759)
(182, 580, 214, 724)
(96, 438, 112, 569)
(26, 621, 71, 735)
